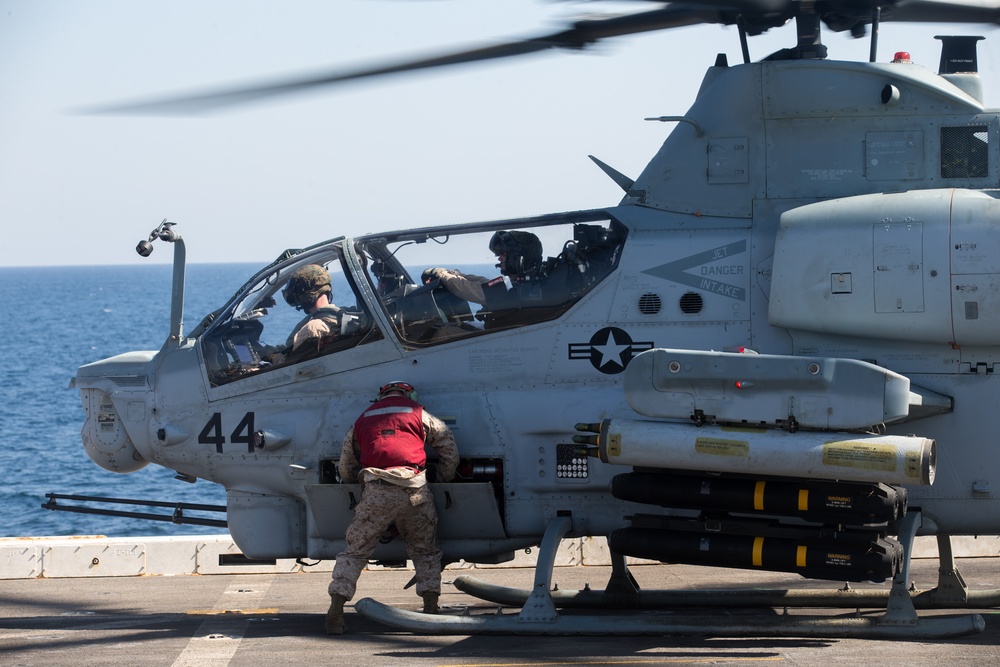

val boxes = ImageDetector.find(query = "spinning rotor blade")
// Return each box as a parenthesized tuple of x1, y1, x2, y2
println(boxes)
(85, 0, 1000, 115)
(879, 0, 1000, 22)
(84, 4, 754, 115)
(814, 0, 1000, 39)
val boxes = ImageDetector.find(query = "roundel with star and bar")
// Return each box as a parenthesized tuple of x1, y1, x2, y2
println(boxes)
(568, 327, 654, 375)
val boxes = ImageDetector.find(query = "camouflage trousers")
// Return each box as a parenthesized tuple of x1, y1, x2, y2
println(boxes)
(328, 479, 443, 600)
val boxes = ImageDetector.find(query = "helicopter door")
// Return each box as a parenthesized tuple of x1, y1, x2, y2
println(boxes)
(304, 481, 507, 545)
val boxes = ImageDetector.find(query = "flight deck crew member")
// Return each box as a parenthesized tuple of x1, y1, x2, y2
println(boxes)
(325, 381, 459, 635)
(281, 264, 342, 352)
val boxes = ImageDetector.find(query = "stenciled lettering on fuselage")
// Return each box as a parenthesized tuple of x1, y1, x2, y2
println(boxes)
(569, 327, 654, 375)
(642, 240, 748, 301)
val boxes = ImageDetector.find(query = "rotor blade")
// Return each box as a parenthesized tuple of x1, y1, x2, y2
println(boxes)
(82, 5, 736, 116)
(880, 0, 1000, 22)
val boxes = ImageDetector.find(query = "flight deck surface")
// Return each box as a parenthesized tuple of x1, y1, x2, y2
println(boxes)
(3, 559, 999, 666)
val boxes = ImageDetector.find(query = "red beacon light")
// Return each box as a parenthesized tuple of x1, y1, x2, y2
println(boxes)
(892, 51, 912, 64)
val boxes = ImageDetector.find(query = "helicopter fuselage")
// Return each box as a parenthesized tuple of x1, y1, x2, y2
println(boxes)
(75, 53, 1000, 571)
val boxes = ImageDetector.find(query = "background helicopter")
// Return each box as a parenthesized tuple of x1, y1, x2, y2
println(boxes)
(62, 0, 1000, 639)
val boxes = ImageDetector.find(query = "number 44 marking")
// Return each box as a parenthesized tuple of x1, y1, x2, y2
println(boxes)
(198, 412, 256, 453)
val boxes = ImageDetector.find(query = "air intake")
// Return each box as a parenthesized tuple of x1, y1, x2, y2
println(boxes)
(638, 293, 662, 315)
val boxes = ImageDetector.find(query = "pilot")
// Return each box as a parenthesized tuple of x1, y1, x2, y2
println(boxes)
(422, 230, 545, 306)
(282, 264, 342, 353)
(325, 381, 459, 635)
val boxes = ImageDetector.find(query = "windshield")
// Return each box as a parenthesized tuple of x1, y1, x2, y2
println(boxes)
(201, 246, 382, 386)
(358, 214, 625, 348)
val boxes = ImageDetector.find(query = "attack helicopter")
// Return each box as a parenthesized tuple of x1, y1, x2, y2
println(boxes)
(65, 0, 1000, 639)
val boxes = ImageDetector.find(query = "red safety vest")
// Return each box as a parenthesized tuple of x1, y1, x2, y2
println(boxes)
(354, 395, 426, 471)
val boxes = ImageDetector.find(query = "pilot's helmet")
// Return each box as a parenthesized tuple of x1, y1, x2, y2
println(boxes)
(282, 264, 332, 310)
(489, 230, 543, 278)
(378, 381, 418, 402)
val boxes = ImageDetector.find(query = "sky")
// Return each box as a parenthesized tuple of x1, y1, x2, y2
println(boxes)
(3, 0, 1000, 268)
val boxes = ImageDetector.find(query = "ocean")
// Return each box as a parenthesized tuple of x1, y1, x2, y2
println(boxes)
(0, 263, 261, 538)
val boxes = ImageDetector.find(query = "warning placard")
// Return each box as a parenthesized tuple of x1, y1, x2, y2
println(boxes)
(822, 441, 896, 471)
(695, 437, 750, 457)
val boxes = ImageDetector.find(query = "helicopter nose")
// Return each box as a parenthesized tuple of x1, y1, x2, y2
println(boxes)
(80, 388, 149, 474)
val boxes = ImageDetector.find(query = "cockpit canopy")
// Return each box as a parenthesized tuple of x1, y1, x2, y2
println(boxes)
(359, 213, 625, 346)
(200, 212, 626, 387)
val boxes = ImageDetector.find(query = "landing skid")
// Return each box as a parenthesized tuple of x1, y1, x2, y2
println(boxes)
(354, 598, 984, 637)
(355, 513, 988, 638)
(452, 532, 1000, 610)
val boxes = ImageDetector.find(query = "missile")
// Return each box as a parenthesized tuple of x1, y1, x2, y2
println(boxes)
(578, 419, 934, 486)
(610, 472, 907, 527)
(609, 525, 902, 583)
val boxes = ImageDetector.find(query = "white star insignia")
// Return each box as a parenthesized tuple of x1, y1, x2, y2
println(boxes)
(593, 329, 630, 369)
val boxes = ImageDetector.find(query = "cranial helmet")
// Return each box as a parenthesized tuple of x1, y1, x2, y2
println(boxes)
(489, 230, 543, 278)
(282, 264, 332, 310)
(378, 381, 418, 402)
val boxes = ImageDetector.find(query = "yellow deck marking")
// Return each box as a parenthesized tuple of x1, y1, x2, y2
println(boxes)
(171, 575, 274, 667)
